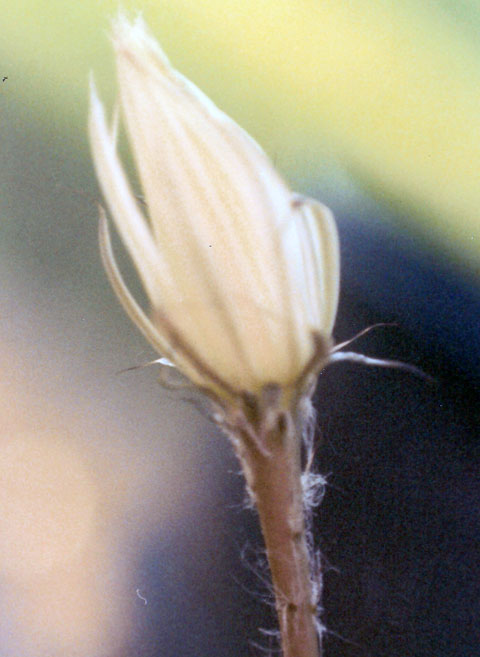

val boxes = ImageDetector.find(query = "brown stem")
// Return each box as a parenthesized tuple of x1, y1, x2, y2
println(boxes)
(238, 412, 320, 657)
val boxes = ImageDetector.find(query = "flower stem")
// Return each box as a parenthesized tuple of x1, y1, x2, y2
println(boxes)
(237, 411, 320, 657)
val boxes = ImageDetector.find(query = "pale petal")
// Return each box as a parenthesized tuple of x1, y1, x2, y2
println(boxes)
(99, 208, 239, 395)
(98, 207, 171, 356)
(299, 198, 340, 334)
(111, 17, 307, 387)
(276, 196, 340, 356)
(92, 15, 340, 392)
(89, 77, 165, 306)
(274, 198, 321, 368)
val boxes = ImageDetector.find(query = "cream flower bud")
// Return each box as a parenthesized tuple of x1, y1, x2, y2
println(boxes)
(89, 14, 340, 401)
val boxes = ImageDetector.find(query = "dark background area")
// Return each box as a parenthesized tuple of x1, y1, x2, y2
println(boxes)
(114, 216, 480, 657)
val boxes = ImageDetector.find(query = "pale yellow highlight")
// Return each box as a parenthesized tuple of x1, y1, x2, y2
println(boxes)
(3, 0, 480, 268)
(0, 432, 97, 580)
(8, 543, 128, 657)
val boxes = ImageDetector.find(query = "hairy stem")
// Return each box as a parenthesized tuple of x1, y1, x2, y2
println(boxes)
(238, 411, 320, 657)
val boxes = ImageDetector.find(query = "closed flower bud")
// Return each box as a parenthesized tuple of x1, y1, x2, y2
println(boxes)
(89, 14, 340, 402)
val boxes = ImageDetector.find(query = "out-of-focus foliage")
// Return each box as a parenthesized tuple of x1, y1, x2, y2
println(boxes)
(2, 0, 480, 273)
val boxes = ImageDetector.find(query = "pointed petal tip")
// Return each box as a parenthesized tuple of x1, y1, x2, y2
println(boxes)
(111, 11, 139, 40)
(111, 10, 170, 71)
(88, 75, 118, 143)
(88, 71, 96, 98)
(88, 73, 103, 118)
(88, 82, 107, 149)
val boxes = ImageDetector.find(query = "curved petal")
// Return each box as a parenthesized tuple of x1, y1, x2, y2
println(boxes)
(300, 198, 340, 335)
(89, 76, 167, 306)
(99, 208, 238, 398)
(98, 207, 171, 356)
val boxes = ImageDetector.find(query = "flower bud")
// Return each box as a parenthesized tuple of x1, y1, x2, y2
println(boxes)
(89, 14, 340, 400)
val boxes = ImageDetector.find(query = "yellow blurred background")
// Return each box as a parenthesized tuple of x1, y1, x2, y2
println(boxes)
(3, 0, 480, 273)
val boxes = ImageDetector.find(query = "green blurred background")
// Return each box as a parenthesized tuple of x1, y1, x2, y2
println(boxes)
(0, 1, 479, 656)
(3, 0, 480, 271)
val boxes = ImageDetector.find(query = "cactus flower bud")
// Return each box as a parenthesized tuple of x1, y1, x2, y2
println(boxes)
(89, 14, 340, 402)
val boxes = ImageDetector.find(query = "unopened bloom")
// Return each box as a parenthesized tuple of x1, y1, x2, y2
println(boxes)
(89, 15, 340, 403)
